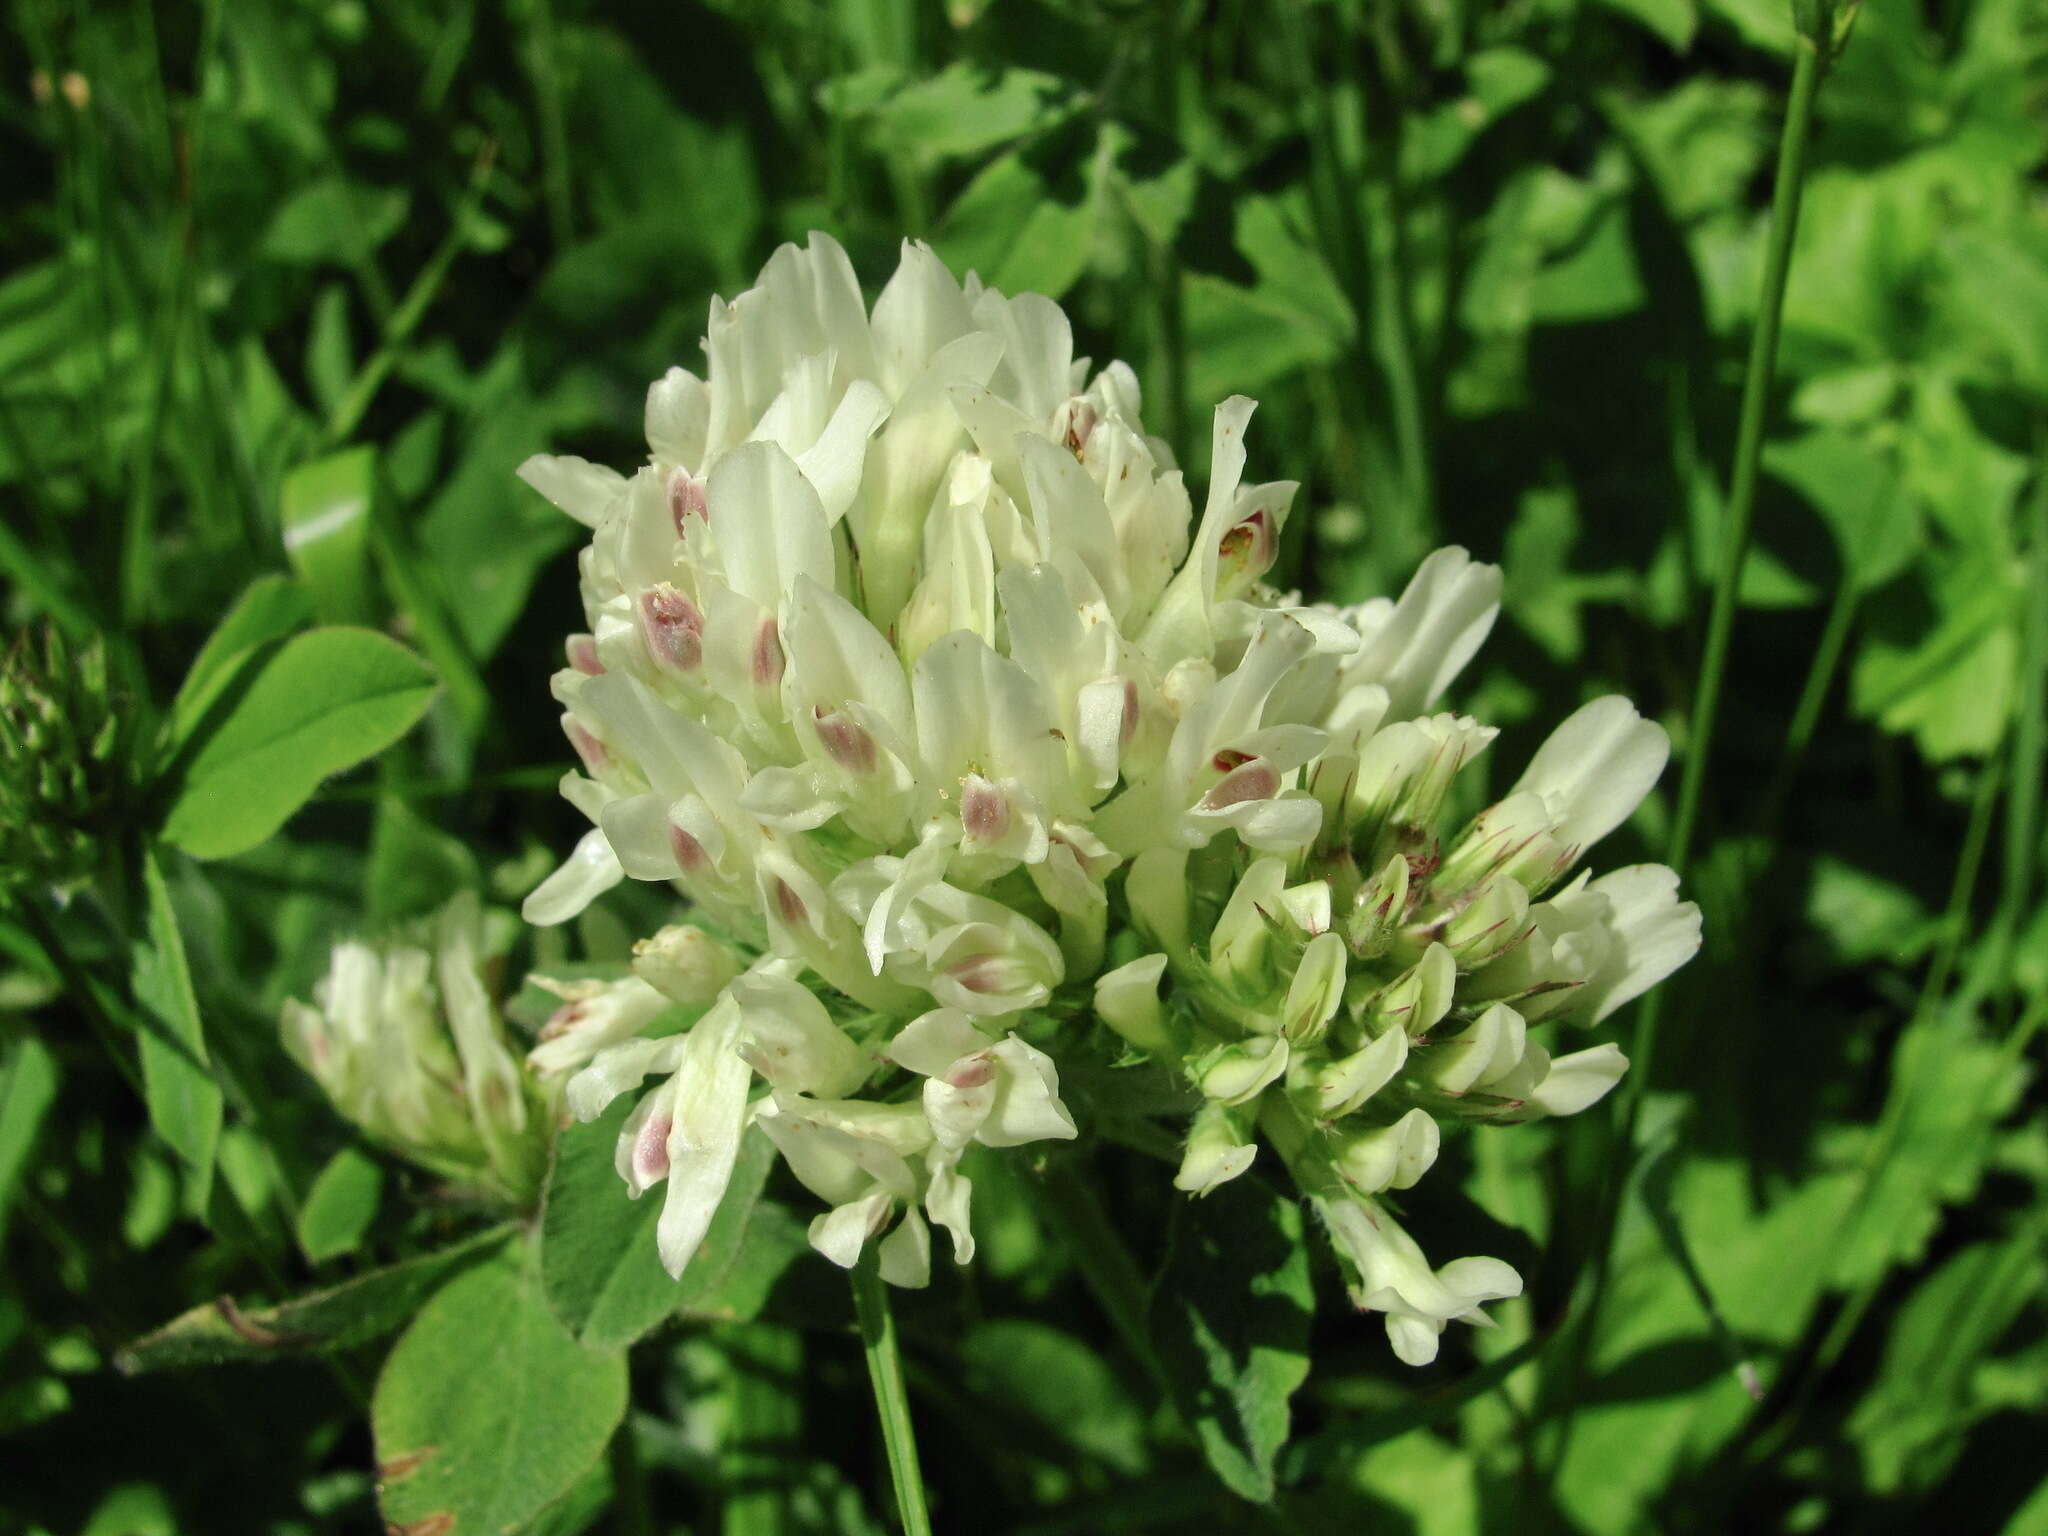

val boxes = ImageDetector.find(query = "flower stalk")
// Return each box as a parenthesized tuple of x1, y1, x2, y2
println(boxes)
(852, 1250, 933, 1536)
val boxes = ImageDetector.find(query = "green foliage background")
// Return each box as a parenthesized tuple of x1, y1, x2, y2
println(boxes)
(2, 0, 2045, 1530)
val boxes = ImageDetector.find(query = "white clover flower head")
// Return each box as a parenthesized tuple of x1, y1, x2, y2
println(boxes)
(519, 232, 1701, 1358)
(282, 894, 547, 1203)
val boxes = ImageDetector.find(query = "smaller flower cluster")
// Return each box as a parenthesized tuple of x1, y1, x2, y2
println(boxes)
(1, 626, 134, 895)
(282, 895, 550, 1204)
(1097, 691, 1700, 1362)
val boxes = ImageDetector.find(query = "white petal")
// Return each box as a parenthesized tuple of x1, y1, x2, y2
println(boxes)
(888, 1008, 991, 1078)
(1576, 865, 1704, 1023)
(925, 1158, 976, 1264)
(1512, 696, 1670, 853)
(566, 1034, 689, 1122)
(796, 379, 891, 525)
(1528, 1043, 1629, 1116)
(654, 1000, 756, 1278)
(517, 454, 627, 528)
(706, 439, 834, 611)
(877, 1207, 932, 1287)
(522, 828, 624, 926)
(1343, 547, 1503, 719)
(810, 1188, 895, 1269)
(980, 1037, 1078, 1147)
(732, 967, 870, 1098)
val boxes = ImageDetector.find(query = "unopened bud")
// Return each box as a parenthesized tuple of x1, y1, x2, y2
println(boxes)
(1093, 953, 1173, 1054)
(1333, 1108, 1439, 1192)
(1361, 943, 1455, 1039)
(1346, 854, 1410, 959)
(631, 924, 740, 1005)
(1313, 1025, 1408, 1118)
(1437, 877, 1532, 967)
(1419, 1002, 1528, 1095)
(1434, 792, 1574, 901)
(1208, 859, 1288, 997)
(1174, 1101, 1257, 1195)
(1281, 931, 1348, 1043)
(1195, 1034, 1290, 1106)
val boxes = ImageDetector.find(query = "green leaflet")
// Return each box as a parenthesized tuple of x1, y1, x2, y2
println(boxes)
(131, 846, 221, 1204)
(118, 1225, 512, 1372)
(1149, 1173, 1313, 1502)
(161, 626, 437, 860)
(372, 1240, 628, 1536)
(296, 1145, 384, 1265)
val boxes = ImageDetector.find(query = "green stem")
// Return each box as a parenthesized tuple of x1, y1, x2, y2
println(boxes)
(524, 0, 575, 251)
(1987, 435, 2048, 1009)
(1549, 34, 1830, 1474)
(1665, 33, 1826, 881)
(1620, 31, 1826, 1127)
(852, 1252, 932, 1536)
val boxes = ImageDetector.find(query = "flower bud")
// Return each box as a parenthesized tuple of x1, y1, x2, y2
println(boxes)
(1174, 1101, 1257, 1195)
(1436, 876, 1532, 966)
(1195, 1034, 1291, 1106)
(1333, 1108, 1440, 1192)
(1345, 854, 1409, 959)
(1432, 792, 1572, 901)
(1313, 1024, 1409, 1118)
(631, 924, 741, 1005)
(1281, 931, 1347, 1043)
(1349, 715, 1496, 846)
(1208, 859, 1288, 997)
(284, 897, 547, 1203)
(1361, 943, 1455, 1039)
(1093, 953, 1174, 1054)
(1417, 1001, 1528, 1095)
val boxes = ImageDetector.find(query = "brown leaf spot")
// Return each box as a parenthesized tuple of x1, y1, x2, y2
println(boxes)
(387, 1515, 455, 1536)
(378, 1447, 436, 1482)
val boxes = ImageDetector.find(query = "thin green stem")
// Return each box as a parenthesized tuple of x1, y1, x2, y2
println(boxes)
(322, 142, 498, 450)
(524, 0, 575, 251)
(852, 1252, 933, 1536)
(1550, 35, 1830, 1474)
(1987, 436, 2048, 1009)
(1621, 32, 1827, 1125)
(1670, 33, 1826, 878)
